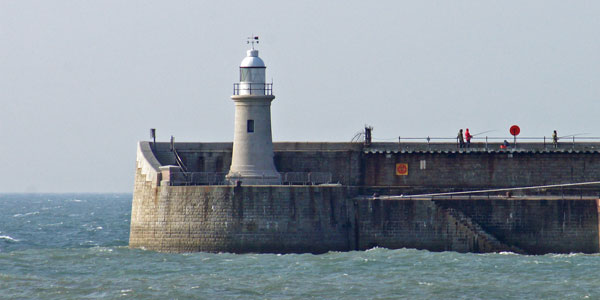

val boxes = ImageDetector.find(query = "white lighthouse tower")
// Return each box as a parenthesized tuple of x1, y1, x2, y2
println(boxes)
(226, 37, 281, 185)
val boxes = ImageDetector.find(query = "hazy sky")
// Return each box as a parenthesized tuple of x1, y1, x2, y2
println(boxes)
(2, 1, 599, 192)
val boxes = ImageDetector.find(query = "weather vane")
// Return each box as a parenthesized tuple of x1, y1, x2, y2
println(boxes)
(247, 35, 259, 49)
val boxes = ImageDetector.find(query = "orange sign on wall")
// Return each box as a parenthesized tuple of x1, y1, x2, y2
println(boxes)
(395, 163, 408, 176)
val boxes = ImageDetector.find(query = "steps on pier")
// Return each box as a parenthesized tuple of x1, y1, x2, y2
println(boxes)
(425, 200, 525, 254)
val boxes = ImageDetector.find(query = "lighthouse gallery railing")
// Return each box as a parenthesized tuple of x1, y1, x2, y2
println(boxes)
(233, 83, 273, 95)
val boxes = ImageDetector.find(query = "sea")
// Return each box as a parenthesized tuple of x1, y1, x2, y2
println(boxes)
(0, 194, 599, 300)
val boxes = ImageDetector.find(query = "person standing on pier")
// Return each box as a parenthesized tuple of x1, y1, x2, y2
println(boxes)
(465, 128, 473, 148)
(457, 129, 465, 148)
(552, 130, 559, 148)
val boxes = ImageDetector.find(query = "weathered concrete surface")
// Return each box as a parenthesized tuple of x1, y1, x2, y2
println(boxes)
(131, 141, 600, 254)
(433, 198, 600, 254)
(131, 160, 600, 253)
(355, 197, 599, 254)
(130, 166, 355, 253)
(354, 198, 524, 253)
(363, 151, 600, 189)
(147, 141, 600, 190)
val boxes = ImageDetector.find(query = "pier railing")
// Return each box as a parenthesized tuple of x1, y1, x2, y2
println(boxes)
(170, 172, 228, 186)
(388, 136, 600, 151)
(168, 171, 333, 186)
(281, 172, 333, 185)
(367, 181, 600, 200)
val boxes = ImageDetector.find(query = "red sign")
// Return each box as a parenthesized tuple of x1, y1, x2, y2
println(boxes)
(510, 125, 520, 136)
(395, 163, 408, 176)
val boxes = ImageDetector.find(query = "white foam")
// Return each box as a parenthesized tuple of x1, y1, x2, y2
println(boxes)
(13, 211, 39, 218)
(550, 253, 582, 258)
(0, 235, 20, 242)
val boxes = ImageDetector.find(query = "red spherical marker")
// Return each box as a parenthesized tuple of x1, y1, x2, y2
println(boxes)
(510, 125, 520, 136)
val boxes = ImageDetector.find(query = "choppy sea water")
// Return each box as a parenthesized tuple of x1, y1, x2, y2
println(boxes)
(1, 194, 599, 299)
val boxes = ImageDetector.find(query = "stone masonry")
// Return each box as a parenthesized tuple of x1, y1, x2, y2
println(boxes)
(130, 141, 600, 254)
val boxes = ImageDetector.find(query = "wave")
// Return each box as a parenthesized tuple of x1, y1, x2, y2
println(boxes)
(13, 211, 39, 218)
(549, 252, 587, 258)
(497, 251, 519, 255)
(0, 235, 20, 242)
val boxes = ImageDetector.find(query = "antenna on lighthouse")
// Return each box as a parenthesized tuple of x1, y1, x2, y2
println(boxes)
(247, 35, 259, 49)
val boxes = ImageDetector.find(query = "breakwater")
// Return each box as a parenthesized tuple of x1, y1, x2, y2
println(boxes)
(130, 141, 600, 254)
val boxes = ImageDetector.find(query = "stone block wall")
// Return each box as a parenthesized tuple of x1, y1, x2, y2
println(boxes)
(355, 197, 600, 254)
(149, 141, 600, 190)
(131, 141, 600, 254)
(274, 150, 362, 185)
(434, 198, 600, 254)
(150, 142, 363, 185)
(130, 167, 356, 253)
(354, 199, 516, 253)
(153, 142, 232, 173)
(131, 161, 600, 254)
(364, 151, 600, 189)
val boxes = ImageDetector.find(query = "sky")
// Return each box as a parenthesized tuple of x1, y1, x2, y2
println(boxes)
(1, 1, 599, 193)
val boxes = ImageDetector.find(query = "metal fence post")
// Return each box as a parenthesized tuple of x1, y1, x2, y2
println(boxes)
(544, 136, 546, 149)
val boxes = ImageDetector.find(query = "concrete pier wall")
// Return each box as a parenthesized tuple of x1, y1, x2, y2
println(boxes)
(433, 198, 600, 254)
(364, 151, 600, 189)
(151, 142, 363, 185)
(130, 165, 355, 253)
(355, 197, 599, 254)
(148, 142, 600, 189)
(131, 160, 600, 253)
(131, 141, 600, 254)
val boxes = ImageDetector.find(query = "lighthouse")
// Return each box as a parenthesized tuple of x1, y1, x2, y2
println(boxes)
(226, 38, 281, 185)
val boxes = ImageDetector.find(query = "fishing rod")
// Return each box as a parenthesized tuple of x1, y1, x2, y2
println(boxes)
(350, 131, 364, 142)
(472, 130, 496, 137)
(558, 133, 590, 139)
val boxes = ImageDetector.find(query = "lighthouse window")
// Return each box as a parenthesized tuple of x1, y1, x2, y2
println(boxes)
(240, 68, 265, 82)
(247, 120, 254, 133)
(240, 68, 251, 82)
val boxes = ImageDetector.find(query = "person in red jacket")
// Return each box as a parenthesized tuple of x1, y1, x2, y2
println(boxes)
(465, 128, 473, 148)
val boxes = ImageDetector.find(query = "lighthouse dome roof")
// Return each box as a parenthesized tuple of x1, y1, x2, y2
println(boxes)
(240, 49, 266, 68)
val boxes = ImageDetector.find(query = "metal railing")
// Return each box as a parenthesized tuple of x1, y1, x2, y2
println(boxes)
(233, 83, 273, 95)
(390, 136, 600, 150)
(168, 171, 332, 186)
(371, 181, 600, 200)
(170, 172, 228, 186)
(281, 172, 333, 185)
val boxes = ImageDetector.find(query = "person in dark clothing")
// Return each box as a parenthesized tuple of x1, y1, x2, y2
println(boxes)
(457, 129, 465, 148)
(552, 130, 558, 148)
